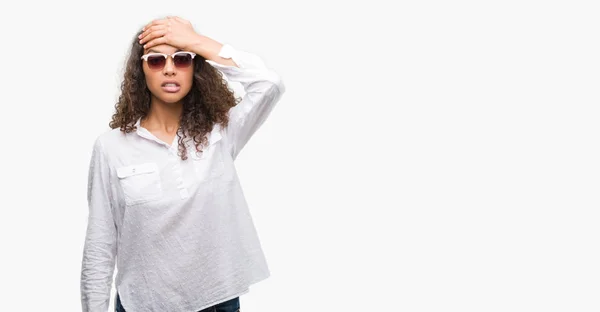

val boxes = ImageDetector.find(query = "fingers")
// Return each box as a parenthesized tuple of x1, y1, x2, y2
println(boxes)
(142, 36, 167, 50)
(139, 28, 167, 46)
(142, 18, 168, 32)
(138, 16, 186, 48)
(139, 25, 167, 44)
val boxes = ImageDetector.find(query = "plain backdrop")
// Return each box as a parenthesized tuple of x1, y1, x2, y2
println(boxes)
(0, 0, 598, 311)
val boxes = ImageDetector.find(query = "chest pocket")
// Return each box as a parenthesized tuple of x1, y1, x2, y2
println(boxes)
(116, 162, 163, 206)
(189, 130, 225, 181)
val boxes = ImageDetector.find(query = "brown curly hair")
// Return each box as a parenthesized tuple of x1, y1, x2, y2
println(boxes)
(109, 30, 240, 160)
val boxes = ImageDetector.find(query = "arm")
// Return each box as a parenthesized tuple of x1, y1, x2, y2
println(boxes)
(189, 34, 239, 68)
(80, 137, 117, 312)
(202, 42, 286, 160)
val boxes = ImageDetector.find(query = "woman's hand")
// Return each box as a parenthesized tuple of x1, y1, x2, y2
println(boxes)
(138, 16, 202, 51)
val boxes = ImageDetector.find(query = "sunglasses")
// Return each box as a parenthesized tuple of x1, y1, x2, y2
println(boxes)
(140, 51, 197, 70)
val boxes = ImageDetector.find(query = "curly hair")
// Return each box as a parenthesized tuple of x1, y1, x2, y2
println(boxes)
(109, 30, 241, 160)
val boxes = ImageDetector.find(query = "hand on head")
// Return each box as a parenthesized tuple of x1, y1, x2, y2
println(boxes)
(138, 16, 202, 52)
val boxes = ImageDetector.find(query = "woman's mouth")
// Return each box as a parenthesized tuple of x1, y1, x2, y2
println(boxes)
(162, 82, 181, 93)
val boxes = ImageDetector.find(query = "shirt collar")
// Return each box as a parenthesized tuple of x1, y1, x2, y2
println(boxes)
(134, 117, 178, 148)
(133, 116, 223, 149)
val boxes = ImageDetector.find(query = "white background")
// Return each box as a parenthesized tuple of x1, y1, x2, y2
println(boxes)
(0, 0, 598, 311)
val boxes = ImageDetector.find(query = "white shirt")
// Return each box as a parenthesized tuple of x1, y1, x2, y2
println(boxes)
(80, 43, 285, 312)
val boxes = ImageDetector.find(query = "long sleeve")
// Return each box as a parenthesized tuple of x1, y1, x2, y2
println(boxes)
(80, 137, 117, 312)
(205, 44, 286, 160)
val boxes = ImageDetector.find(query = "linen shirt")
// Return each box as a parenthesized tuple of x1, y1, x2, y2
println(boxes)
(80, 43, 285, 312)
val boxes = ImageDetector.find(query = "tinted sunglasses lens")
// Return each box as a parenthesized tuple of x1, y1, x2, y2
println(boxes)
(174, 54, 193, 68)
(147, 55, 166, 69)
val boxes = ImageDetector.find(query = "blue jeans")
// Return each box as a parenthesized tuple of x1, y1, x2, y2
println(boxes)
(115, 292, 241, 312)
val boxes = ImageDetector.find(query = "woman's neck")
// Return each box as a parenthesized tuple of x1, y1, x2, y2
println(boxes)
(142, 99, 183, 133)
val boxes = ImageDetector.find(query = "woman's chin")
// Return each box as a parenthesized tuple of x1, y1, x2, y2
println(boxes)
(156, 94, 185, 105)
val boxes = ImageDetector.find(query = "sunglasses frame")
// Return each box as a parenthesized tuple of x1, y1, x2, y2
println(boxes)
(140, 51, 197, 69)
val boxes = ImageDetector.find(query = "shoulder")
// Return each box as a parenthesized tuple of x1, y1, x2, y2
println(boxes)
(92, 127, 131, 154)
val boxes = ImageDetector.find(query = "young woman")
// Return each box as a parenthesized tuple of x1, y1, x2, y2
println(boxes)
(80, 16, 285, 312)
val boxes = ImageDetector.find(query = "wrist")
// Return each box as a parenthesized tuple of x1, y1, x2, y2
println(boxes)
(187, 34, 205, 54)
(189, 34, 221, 59)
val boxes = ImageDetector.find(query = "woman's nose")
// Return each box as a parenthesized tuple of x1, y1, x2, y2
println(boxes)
(163, 57, 176, 73)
